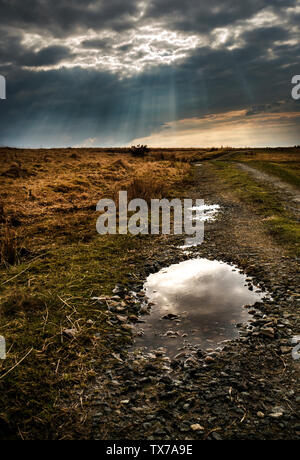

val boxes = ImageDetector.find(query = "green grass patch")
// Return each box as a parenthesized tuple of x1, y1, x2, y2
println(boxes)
(0, 232, 153, 439)
(244, 161, 300, 189)
(212, 161, 300, 256)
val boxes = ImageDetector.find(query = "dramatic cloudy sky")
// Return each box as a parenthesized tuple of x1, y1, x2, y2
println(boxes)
(0, 0, 299, 147)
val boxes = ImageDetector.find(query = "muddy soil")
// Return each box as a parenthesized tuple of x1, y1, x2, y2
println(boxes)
(90, 163, 299, 440)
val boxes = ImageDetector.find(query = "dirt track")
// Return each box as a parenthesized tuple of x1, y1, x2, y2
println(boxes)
(91, 163, 300, 440)
(237, 163, 300, 220)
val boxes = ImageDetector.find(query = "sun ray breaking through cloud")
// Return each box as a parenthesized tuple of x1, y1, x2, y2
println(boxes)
(0, 0, 299, 147)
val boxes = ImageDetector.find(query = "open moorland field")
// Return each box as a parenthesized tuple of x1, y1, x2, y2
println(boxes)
(0, 147, 299, 440)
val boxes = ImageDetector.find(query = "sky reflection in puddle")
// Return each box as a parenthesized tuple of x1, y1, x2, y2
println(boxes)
(135, 258, 265, 357)
(179, 204, 220, 249)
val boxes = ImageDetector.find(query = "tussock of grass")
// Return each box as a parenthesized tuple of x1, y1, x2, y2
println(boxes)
(116, 176, 166, 204)
(0, 226, 19, 266)
(111, 158, 131, 171)
(1, 163, 33, 179)
(0, 202, 5, 224)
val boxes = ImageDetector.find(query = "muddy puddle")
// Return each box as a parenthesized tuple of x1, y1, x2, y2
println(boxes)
(190, 203, 220, 222)
(179, 203, 220, 249)
(134, 258, 265, 357)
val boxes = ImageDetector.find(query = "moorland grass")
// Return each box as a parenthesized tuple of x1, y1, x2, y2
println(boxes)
(212, 160, 300, 256)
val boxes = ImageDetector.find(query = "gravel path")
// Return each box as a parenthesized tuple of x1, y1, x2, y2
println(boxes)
(90, 163, 300, 441)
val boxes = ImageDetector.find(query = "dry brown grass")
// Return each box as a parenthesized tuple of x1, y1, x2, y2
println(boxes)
(1, 163, 33, 179)
(232, 148, 300, 163)
(1, 147, 298, 256)
(0, 291, 45, 317)
(0, 202, 5, 223)
(118, 176, 166, 204)
(0, 148, 192, 254)
(149, 148, 226, 162)
(0, 226, 18, 266)
(111, 158, 132, 171)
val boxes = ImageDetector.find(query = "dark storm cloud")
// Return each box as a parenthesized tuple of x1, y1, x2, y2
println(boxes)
(245, 101, 287, 116)
(14, 45, 72, 67)
(241, 26, 290, 43)
(81, 38, 113, 50)
(0, 66, 179, 146)
(1, 32, 298, 147)
(144, 0, 298, 33)
(0, 0, 140, 35)
(0, 30, 72, 67)
(1, 0, 297, 37)
(24, 45, 72, 67)
(0, 0, 299, 146)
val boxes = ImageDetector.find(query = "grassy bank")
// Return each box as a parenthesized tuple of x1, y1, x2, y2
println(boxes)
(230, 149, 300, 189)
(211, 160, 300, 256)
(0, 148, 193, 439)
(241, 161, 300, 189)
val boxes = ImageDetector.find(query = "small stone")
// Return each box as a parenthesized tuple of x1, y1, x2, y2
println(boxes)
(113, 285, 123, 294)
(204, 356, 216, 363)
(112, 353, 123, 362)
(165, 330, 178, 336)
(260, 327, 275, 338)
(175, 352, 187, 359)
(257, 411, 265, 418)
(147, 353, 157, 359)
(162, 313, 179, 320)
(129, 315, 139, 322)
(190, 424, 204, 431)
(116, 315, 127, 323)
(122, 324, 134, 331)
(269, 407, 284, 418)
(63, 329, 77, 339)
(280, 346, 291, 354)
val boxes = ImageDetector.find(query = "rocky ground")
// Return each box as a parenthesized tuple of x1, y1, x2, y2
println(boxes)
(90, 163, 299, 441)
